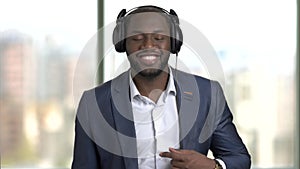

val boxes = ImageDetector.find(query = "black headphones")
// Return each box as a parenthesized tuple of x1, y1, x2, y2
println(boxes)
(112, 5, 183, 54)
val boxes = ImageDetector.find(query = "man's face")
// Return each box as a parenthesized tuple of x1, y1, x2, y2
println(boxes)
(125, 12, 171, 78)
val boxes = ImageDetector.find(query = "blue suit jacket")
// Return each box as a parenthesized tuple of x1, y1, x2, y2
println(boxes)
(71, 70, 251, 169)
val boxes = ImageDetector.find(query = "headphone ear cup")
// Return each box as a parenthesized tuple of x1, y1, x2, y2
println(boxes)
(170, 24, 183, 54)
(169, 17, 176, 54)
(174, 23, 183, 53)
(113, 9, 127, 53)
(169, 9, 183, 54)
(113, 20, 126, 53)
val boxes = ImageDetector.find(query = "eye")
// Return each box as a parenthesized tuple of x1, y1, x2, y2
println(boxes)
(130, 35, 143, 41)
(154, 34, 166, 41)
(154, 34, 165, 41)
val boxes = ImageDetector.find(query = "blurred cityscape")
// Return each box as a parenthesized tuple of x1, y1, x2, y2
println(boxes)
(0, 26, 296, 169)
(217, 50, 295, 167)
(0, 30, 96, 167)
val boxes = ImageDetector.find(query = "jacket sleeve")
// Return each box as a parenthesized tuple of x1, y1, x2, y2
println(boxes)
(71, 92, 101, 169)
(210, 82, 251, 169)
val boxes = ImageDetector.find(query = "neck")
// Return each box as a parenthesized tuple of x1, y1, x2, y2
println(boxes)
(132, 68, 170, 102)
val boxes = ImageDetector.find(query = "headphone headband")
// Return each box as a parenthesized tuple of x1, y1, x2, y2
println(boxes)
(117, 5, 173, 19)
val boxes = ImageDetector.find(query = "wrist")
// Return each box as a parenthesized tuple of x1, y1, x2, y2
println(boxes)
(213, 159, 223, 169)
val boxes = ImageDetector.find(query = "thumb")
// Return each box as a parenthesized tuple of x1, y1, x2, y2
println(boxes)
(169, 148, 192, 154)
(169, 147, 180, 153)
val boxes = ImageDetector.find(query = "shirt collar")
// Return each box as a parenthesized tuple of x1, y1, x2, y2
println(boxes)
(129, 67, 177, 102)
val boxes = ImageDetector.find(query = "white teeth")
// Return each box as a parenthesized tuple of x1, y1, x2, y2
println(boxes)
(142, 56, 156, 60)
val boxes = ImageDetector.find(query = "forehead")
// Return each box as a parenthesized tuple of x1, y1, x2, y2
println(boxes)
(125, 12, 170, 36)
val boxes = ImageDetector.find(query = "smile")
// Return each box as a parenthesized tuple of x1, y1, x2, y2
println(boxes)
(137, 51, 161, 66)
(139, 55, 159, 65)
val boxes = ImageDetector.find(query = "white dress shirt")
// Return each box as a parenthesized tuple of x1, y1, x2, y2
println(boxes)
(130, 69, 179, 169)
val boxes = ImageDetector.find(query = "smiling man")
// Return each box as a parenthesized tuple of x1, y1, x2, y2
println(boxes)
(72, 5, 251, 169)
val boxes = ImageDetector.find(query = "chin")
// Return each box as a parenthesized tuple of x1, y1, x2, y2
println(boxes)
(138, 68, 163, 78)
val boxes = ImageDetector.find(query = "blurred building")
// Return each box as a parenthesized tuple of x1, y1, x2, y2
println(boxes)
(0, 30, 94, 167)
(33, 35, 78, 166)
(0, 30, 34, 160)
(222, 55, 295, 167)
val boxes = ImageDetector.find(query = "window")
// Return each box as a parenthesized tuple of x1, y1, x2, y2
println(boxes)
(0, 0, 298, 168)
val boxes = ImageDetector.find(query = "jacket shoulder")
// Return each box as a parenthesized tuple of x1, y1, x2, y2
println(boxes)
(176, 69, 219, 88)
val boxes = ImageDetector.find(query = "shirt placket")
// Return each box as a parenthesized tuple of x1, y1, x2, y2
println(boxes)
(151, 99, 165, 169)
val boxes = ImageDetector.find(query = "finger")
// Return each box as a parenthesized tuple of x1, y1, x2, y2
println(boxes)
(169, 147, 185, 155)
(160, 148, 181, 157)
(169, 147, 181, 153)
(159, 152, 172, 158)
(170, 148, 193, 154)
(169, 151, 185, 161)
(160, 150, 184, 161)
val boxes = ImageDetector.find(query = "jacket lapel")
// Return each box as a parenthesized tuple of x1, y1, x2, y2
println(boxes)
(111, 71, 138, 169)
(174, 70, 200, 150)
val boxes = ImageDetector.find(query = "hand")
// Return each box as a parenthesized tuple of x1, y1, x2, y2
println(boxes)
(159, 148, 215, 169)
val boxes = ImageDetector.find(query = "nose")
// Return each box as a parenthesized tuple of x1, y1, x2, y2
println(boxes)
(141, 36, 155, 49)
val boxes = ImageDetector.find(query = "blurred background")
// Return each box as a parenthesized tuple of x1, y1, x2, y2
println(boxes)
(0, 0, 298, 168)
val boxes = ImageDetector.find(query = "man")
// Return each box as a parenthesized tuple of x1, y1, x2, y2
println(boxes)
(72, 5, 251, 169)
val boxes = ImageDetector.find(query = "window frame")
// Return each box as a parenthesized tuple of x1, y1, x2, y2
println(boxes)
(295, 1, 300, 169)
